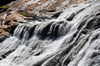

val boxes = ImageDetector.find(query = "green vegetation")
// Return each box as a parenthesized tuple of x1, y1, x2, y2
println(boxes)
(18, 12, 28, 17)
(0, 5, 9, 9)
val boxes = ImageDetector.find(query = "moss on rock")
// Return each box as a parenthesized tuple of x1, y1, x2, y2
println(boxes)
(18, 12, 28, 17)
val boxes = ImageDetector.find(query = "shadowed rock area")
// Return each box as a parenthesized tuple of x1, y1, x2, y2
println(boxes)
(0, 0, 16, 6)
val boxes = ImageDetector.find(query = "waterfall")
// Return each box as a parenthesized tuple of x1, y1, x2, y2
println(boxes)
(0, 0, 100, 66)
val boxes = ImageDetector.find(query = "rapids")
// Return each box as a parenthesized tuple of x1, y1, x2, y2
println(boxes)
(0, 0, 100, 66)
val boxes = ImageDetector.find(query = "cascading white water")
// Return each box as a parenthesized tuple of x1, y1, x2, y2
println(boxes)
(0, 0, 100, 66)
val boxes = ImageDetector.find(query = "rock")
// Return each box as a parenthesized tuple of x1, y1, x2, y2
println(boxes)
(0, 28, 8, 36)
(66, 0, 88, 6)
(51, 11, 62, 18)
(1, 21, 18, 34)
(26, 2, 41, 11)
(66, 13, 75, 21)
(0, 28, 10, 42)
(1, 12, 27, 34)
(2, 12, 27, 25)
(0, 11, 29, 41)
(0, 19, 4, 25)
(6, 0, 89, 19)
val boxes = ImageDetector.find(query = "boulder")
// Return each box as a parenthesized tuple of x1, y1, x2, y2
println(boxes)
(1, 12, 27, 34)
(2, 12, 27, 25)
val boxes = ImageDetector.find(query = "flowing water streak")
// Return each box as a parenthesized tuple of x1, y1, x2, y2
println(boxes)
(0, 0, 100, 66)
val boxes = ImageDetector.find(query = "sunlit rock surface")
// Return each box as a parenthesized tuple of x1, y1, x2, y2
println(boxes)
(7, 0, 88, 19)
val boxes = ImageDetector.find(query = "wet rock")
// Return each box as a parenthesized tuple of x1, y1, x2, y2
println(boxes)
(86, 15, 100, 30)
(0, 19, 4, 25)
(91, 52, 100, 58)
(66, 0, 88, 6)
(24, 17, 34, 21)
(6, 0, 88, 19)
(66, 13, 75, 21)
(47, 9, 56, 12)
(51, 11, 62, 18)
(0, 57, 2, 60)
(1, 12, 28, 34)
(2, 12, 27, 25)
(81, 29, 88, 34)
(0, 28, 10, 42)
(0, 28, 9, 36)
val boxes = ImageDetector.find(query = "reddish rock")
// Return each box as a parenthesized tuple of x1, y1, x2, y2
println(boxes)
(0, 28, 10, 42)
(66, 0, 88, 6)
(26, 2, 41, 11)
(6, 0, 89, 19)
(1, 21, 17, 33)
(2, 12, 26, 25)
(0, 28, 8, 36)
(1, 12, 27, 34)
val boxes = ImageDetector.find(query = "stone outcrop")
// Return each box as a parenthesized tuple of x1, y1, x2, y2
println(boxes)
(2, 12, 27, 25)
(1, 12, 27, 34)
(0, 12, 28, 42)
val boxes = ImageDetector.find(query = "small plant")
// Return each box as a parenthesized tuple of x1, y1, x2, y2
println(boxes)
(18, 11, 28, 17)
(0, 5, 9, 9)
